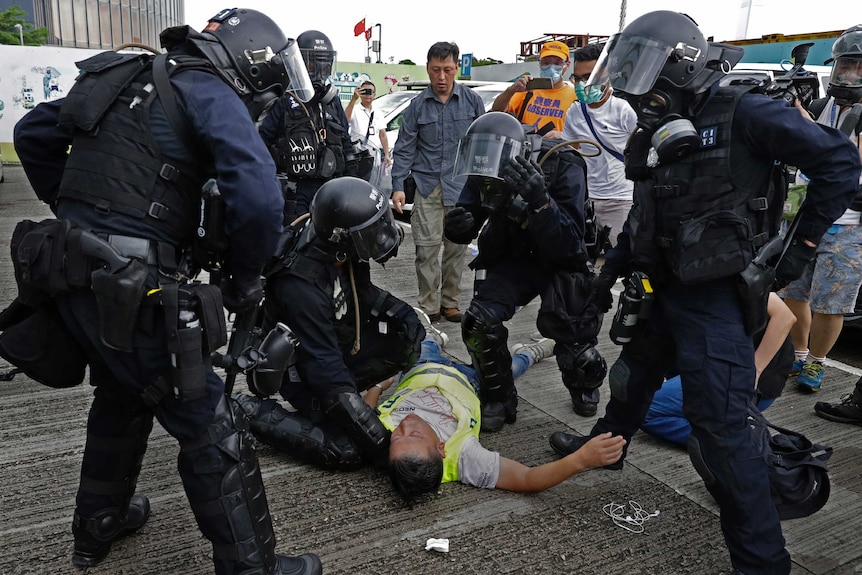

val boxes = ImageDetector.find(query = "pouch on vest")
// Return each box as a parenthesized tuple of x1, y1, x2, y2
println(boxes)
(0, 298, 87, 388)
(537, 270, 601, 344)
(673, 210, 754, 284)
(58, 51, 150, 133)
(11, 219, 74, 303)
(91, 258, 149, 352)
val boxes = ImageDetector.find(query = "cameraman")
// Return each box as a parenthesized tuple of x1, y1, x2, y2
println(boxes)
(345, 80, 391, 182)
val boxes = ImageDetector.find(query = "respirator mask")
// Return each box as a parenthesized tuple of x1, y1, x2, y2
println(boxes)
(626, 87, 699, 164)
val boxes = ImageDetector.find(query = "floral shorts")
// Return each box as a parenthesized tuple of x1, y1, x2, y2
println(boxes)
(780, 224, 862, 314)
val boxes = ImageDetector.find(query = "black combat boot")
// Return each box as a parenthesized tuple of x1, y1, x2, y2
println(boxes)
(549, 432, 624, 470)
(72, 495, 151, 568)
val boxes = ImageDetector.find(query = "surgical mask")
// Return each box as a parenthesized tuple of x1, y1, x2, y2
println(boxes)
(575, 81, 603, 105)
(539, 64, 563, 84)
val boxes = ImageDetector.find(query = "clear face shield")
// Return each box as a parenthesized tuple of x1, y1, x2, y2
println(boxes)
(830, 55, 862, 88)
(348, 206, 402, 264)
(302, 49, 337, 86)
(243, 39, 315, 103)
(453, 132, 524, 180)
(587, 33, 674, 96)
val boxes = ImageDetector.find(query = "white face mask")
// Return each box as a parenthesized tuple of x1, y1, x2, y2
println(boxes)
(539, 64, 564, 84)
(576, 81, 604, 104)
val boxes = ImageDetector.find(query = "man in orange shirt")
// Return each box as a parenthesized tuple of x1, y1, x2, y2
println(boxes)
(492, 40, 576, 138)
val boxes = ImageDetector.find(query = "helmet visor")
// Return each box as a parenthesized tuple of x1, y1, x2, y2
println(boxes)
(302, 49, 337, 85)
(348, 205, 401, 263)
(830, 56, 862, 88)
(588, 32, 673, 96)
(281, 40, 315, 102)
(453, 132, 524, 180)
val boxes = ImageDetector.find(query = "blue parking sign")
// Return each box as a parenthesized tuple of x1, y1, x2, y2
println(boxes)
(460, 53, 472, 78)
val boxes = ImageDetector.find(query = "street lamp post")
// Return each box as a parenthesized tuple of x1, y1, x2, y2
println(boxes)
(375, 24, 382, 63)
(14, 23, 24, 46)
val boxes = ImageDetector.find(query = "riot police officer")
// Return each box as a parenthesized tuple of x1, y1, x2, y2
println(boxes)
(13, 8, 323, 574)
(235, 177, 423, 469)
(548, 11, 861, 575)
(259, 30, 358, 222)
(443, 112, 603, 432)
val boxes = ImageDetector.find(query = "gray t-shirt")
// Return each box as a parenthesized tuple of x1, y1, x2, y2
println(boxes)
(386, 387, 500, 488)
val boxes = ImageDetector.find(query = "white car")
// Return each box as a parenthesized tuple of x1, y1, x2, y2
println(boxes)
(369, 81, 511, 202)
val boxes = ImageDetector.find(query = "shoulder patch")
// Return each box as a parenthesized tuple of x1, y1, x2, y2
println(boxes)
(700, 126, 718, 148)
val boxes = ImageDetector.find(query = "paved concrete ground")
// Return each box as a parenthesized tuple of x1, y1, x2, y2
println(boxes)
(1, 164, 861, 574)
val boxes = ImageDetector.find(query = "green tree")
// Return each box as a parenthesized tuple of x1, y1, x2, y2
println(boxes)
(0, 5, 48, 46)
(398, 59, 416, 66)
(473, 57, 503, 67)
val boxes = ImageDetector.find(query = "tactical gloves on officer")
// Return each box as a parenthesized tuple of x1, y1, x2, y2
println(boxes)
(501, 156, 550, 210)
(221, 276, 264, 313)
(444, 207, 476, 244)
(775, 237, 817, 289)
(582, 272, 618, 321)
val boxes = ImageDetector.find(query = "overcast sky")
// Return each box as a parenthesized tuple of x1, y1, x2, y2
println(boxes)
(184, 1, 850, 65)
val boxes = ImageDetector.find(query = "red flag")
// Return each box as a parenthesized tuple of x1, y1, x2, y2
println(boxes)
(365, 27, 373, 41)
(353, 18, 366, 37)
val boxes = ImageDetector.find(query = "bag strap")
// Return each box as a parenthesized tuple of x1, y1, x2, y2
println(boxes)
(516, 91, 535, 122)
(151, 54, 199, 154)
(580, 102, 625, 163)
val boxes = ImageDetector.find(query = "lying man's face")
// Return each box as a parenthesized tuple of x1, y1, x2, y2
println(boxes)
(389, 414, 445, 460)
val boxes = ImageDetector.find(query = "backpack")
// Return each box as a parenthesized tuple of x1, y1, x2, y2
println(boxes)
(748, 403, 832, 520)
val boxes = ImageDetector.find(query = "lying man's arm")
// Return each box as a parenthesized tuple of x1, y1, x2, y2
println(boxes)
(495, 433, 626, 492)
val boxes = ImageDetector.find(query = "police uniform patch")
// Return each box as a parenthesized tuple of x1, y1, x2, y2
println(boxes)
(700, 126, 718, 148)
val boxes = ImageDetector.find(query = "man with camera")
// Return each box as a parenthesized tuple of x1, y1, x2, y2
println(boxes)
(492, 40, 576, 138)
(345, 80, 391, 182)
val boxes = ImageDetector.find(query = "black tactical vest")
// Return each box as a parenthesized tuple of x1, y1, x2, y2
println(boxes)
(273, 94, 347, 179)
(56, 52, 213, 245)
(629, 83, 780, 284)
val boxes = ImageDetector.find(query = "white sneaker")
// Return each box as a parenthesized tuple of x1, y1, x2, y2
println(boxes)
(511, 338, 555, 365)
(413, 307, 449, 348)
(529, 331, 543, 342)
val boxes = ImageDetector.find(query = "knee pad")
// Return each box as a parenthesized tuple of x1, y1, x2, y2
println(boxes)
(557, 343, 607, 391)
(608, 357, 634, 402)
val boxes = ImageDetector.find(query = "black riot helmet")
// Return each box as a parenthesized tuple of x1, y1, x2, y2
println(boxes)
(170, 8, 314, 120)
(310, 177, 402, 264)
(826, 25, 862, 106)
(586, 11, 742, 162)
(454, 112, 532, 211)
(297, 30, 337, 89)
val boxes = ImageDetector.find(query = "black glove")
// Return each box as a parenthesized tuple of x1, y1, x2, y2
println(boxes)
(775, 238, 817, 289)
(444, 206, 475, 244)
(587, 273, 617, 313)
(501, 155, 548, 209)
(624, 129, 653, 181)
(221, 276, 263, 313)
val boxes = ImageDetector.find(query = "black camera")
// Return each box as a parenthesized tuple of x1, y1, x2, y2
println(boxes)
(360, 88, 374, 95)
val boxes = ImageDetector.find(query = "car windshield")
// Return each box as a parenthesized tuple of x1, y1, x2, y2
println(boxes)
(372, 91, 420, 117)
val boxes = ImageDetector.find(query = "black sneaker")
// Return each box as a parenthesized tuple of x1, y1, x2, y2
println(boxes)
(814, 394, 862, 425)
(549, 432, 624, 470)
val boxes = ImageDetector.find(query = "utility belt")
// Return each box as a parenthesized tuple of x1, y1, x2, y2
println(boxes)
(6, 218, 226, 404)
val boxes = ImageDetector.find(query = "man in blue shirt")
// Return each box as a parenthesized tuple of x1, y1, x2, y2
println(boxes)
(390, 42, 486, 324)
